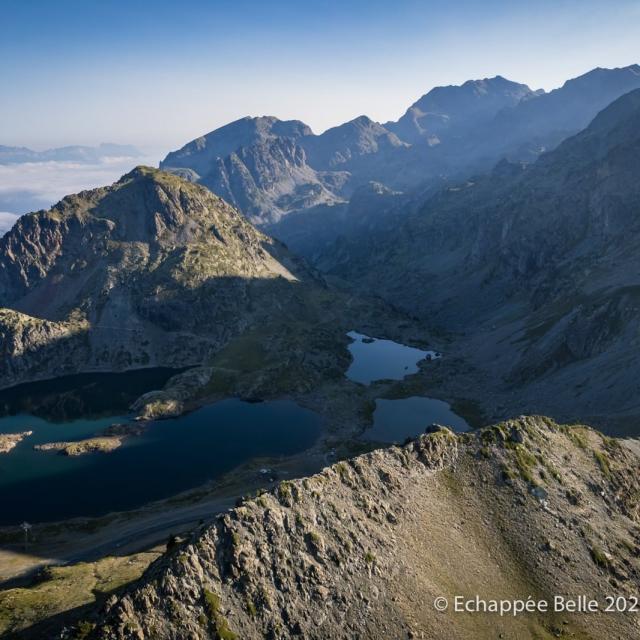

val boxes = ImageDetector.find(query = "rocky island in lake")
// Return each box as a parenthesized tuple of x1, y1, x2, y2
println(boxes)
(0, 431, 32, 454)
(33, 422, 147, 456)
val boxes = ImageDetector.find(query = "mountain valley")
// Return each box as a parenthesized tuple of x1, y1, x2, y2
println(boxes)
(2, 61, 640, 640)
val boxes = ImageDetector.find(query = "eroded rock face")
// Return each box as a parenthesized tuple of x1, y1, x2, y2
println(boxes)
(89, 417, 640, 640)
(0, 309, 91, 388)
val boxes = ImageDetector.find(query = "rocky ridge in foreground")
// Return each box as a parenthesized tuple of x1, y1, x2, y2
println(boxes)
(84, 416, 640, 640)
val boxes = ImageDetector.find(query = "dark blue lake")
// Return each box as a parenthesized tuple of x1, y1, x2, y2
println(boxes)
(363, 396, 470, 443)
(346, 331, 440, 385)
(0, 371, 321, 525)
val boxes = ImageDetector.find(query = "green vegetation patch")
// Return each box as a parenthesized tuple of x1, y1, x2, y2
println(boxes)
(563, 426, 589, 450)
(203, 589, 238, 640)
(0, 551, 160, 637)
(589, 545, 611, 570)
(498, 442, 540, 485)
(593, 450, 611, 478)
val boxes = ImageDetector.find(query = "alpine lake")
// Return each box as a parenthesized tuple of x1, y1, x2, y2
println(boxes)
(0, 332, 468, 525)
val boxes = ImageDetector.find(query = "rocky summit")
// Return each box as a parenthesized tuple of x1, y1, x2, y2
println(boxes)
(0, 166, 325, 389)
(76, 416, 640, 639)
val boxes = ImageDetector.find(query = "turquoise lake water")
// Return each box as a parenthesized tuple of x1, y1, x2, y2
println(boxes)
(0, 371, 321, 525)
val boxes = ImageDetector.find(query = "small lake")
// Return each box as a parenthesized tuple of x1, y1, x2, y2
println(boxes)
(363, 396, 469, 443)
(0, 372, 321, 525)
(346, 331, 440, 385)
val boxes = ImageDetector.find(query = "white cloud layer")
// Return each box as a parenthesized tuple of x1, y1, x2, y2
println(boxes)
(0, 156, 160, 217)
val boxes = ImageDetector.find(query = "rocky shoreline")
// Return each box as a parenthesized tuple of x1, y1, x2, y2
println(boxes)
(85, 417, 640, 640)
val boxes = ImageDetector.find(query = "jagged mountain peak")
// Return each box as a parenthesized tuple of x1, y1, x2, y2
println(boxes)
(0, 167, 322, 387)
(301, 116, 406, 170)
(0, 167, 304, 317)
(318, 114, 403, 142)
(386, 75, 534, 144)
(161, 116, 314, 177)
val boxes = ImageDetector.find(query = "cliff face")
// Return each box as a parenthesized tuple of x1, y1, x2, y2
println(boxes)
(89, 417, 640, 639)
(0, 309, 91, 388)
(200, 137, 345, 224)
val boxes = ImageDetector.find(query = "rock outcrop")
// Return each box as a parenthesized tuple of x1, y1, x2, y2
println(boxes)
(34, 437, 123, 456)
(85, 417, 640, 639)
(0, 167, 344, 390)
(0, 430, 32, 454)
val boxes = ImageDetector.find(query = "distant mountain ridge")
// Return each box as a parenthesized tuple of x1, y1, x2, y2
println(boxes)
(160, 114, 410, 224)
(0, 143, 142, 165)
(385, 75, 537, 145)
(160, 65, 640, 237)
(161, 117, 313, 176)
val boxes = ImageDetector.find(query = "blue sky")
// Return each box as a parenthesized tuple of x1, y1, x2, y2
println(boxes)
(1, 0, 639, 151)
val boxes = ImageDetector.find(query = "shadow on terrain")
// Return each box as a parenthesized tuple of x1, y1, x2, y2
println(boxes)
(0, 368, 182, 422)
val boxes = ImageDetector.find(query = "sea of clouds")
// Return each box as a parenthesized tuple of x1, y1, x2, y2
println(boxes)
(0, 155, 160, 236)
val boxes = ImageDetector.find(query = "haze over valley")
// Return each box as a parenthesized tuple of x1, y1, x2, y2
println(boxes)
(2, 1, 640, 638)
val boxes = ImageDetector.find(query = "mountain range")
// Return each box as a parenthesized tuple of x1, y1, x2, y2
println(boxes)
(0, 143, 142, 165)
(160, 64, 640, 244)
(4, 64, 640, 640)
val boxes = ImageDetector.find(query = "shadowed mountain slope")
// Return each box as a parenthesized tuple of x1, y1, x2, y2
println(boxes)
(0, 167, 366, 391)
(316, 88, 640, 428)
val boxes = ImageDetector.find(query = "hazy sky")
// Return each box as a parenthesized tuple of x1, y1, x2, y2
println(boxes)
(1, 0, 639, 152)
